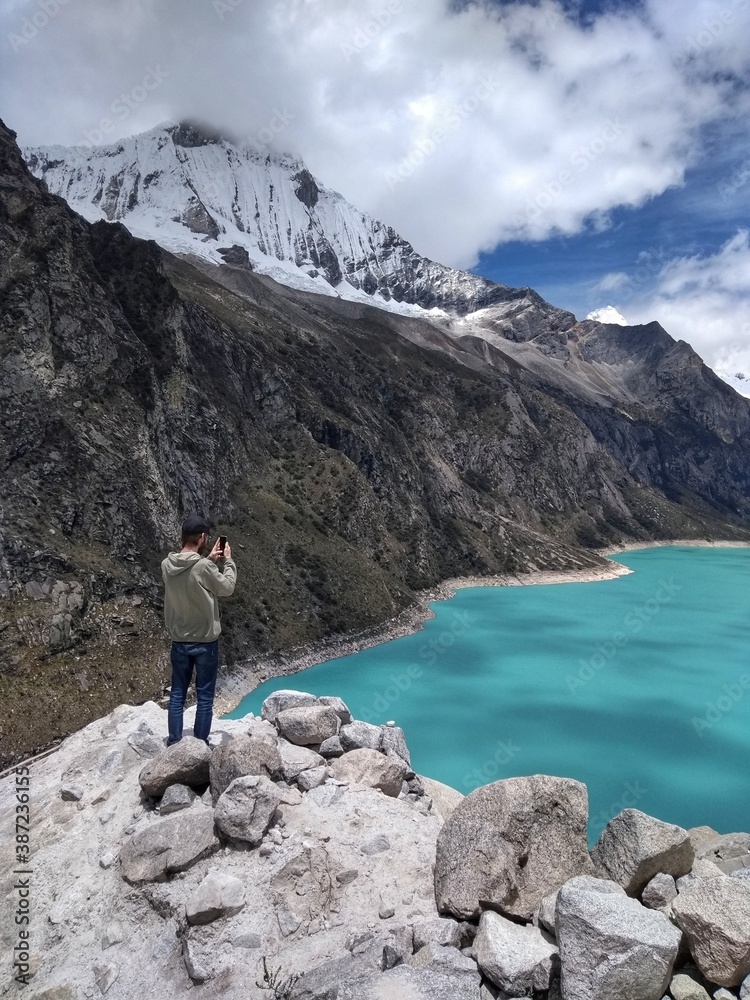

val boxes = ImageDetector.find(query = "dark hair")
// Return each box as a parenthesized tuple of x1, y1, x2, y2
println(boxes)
(181, 530, 206, 548)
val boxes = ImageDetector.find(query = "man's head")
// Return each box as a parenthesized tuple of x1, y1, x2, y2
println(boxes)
(180, 513, 212, 551)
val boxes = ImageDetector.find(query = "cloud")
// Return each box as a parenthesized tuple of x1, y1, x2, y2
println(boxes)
(616, 230, 750, 372)
(2, 0, 749, 272)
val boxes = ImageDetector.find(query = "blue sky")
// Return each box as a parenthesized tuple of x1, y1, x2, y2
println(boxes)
(2, 0, 749, 371)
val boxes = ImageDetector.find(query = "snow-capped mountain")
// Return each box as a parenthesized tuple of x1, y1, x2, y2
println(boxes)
(715, 370, 750, 399)
(23, 121, 564, 326)
(585, 305, 628, 325)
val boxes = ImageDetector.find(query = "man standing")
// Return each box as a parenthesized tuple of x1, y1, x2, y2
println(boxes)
(161, 514, 237, 746)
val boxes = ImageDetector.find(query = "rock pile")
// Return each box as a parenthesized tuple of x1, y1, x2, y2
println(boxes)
(1, 688, 749, 1000)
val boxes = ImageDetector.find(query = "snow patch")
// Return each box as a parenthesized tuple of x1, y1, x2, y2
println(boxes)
(586, 305, 628, 326)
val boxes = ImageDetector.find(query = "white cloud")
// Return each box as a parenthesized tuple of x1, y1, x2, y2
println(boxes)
(2, 0, 749, 270)
(620, 230, 750, 372)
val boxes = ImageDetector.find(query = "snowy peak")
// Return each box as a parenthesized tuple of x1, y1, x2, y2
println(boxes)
(22, 121, 570, 326)
(715, 370, 750, 399)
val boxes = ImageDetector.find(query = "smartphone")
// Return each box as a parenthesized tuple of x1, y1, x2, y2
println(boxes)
(219, 535, 227, 553)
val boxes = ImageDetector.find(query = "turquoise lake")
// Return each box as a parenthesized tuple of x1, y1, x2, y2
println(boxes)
(225, 546, 750, 839)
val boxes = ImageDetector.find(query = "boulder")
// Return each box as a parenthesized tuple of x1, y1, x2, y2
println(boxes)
(275, 706, 340, 746)
(336, 962, 481, 999)
(339, 720, 383, 752)
(409, 942, 477, 974)
(260, 689, 319, 723)
(671, 878, 750, 986)
(209, 734, 282, 804)
(119, 806, 218, 884)
(126, 730, 164, 758)
(379, 724, 411, 767)
(472, 909, 558, 995)
(668, 972, 711, 1000)
(318, 735, 344, 758)
(214, 775, 282, 847)
(641, 872, 677, 909)
(138, 737, 211, 797)
(591, 809, 694, 895)
(420, 777, 464, 824)
(185, 870, 246, 925)
(318, 695, 352, 725)
(556, 875, 682, 1000)
(159, 783, 198, 815)
(297, 766, 328, 791)
(329, 748, 408, 798)
(277, 741, 325, 782)
(742, 975, 750, 1000)
(696, 833, 750, 875)
(434, 775, 593, 920)
(412, 916, 462, 951)
(535, 889, 560, 935)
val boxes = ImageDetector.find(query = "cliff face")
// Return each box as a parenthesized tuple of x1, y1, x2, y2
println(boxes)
(2, 117, 750, 765)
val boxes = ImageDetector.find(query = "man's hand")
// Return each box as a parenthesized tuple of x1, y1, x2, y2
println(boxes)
(208, 538, 231, 562)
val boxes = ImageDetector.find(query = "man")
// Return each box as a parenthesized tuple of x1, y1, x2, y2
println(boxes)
(161, 513, 237, 746)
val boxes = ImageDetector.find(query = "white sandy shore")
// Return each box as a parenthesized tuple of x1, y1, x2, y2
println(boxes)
(217, 537, 750, 716)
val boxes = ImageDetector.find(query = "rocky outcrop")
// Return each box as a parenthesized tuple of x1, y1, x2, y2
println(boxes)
(434, 774, 593, 920)
(671, 878, 750, 986)
(590, 808, 695, 895)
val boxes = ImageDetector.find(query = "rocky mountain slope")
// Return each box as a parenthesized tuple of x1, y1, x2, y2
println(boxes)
(2, 116, 750, 766)
(1, 688, 748, 999)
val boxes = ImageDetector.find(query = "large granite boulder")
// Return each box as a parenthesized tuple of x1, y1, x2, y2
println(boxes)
(138, 737, 211, 797)
(275, 705, 340, 746)
(412, 916, 463, 951)
(641, 872, 677, 909)
(214, 775, 282, 846)
(329, 748, 408, 798)
(379, 724, 411, 767)
(339, 720, 383, 752)
(277, 741, 326, 782)
(472, 909, 558, 995)
(208, 734, 282, 804)
(556, 875, 682, 1000)
(185, 870, 246, 925)
(318, 695, 352, 725)
(695, 833, 750, 874)
(261, 689, 320, 723)
(119, 806, 218, 884)
(591, 809, 694, 895)
(434, 775, 593, 920)
(671, 877, 750, 986)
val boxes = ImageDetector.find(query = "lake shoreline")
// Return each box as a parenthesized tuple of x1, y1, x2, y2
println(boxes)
(215, 537, 750, 717)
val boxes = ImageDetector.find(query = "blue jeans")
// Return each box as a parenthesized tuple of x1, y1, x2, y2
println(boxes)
(167, 640, 219, 745)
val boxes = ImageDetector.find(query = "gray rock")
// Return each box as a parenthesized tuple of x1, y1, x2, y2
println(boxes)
(361, 834, 391, 856)
(127, 730, 164, 758)
(138, 737, 211, 797)
(669, 972, 712, 1000)
(119, 806, 218, 884)
(696, 834, 750, 875)
(473, 909, 557, 995)
(185, 870, 246, 925)
(297, 766, 328, 791)
(330, 748, 408, 797)
(278, 741, 325, 781)
(339, 720, 383, 752)
(261, 689, 320, 723)
(379, 724, 411, 767)
(214, 774, 282, 847)
(435, 775, 593, 921)
(102, 921, 124, 949)
(93, 962, 119, 994)
(61, 784, 83, 801)
(642, 872, 678, 909)
(336, 962, 481, 1000)
(713, 989, 737, 1000)
(318, 735, 344, 758)
(275, 705, 340, 746)
(318, 695, 352, 724)
(591, 809, 694, 896)
(232, 932, 261, 949)
(535, 889, 560, 935)
(293, 954, 377, 1000)
(409, 942, 477, 974)
(305, 783, 345, 808)
(159, 783, 197, 815)
(742, 976, 750, 1000)
(732, 869, 750, 884)
(672, 878, 750, 987)
(209, 734, 282, 804)
(412, 916, 462, 951)
(556, 874, 682, 1000)
(336, 869, 359, 885)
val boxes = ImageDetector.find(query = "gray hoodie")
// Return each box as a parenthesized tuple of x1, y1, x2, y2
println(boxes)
(161, 551, 237, 643)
